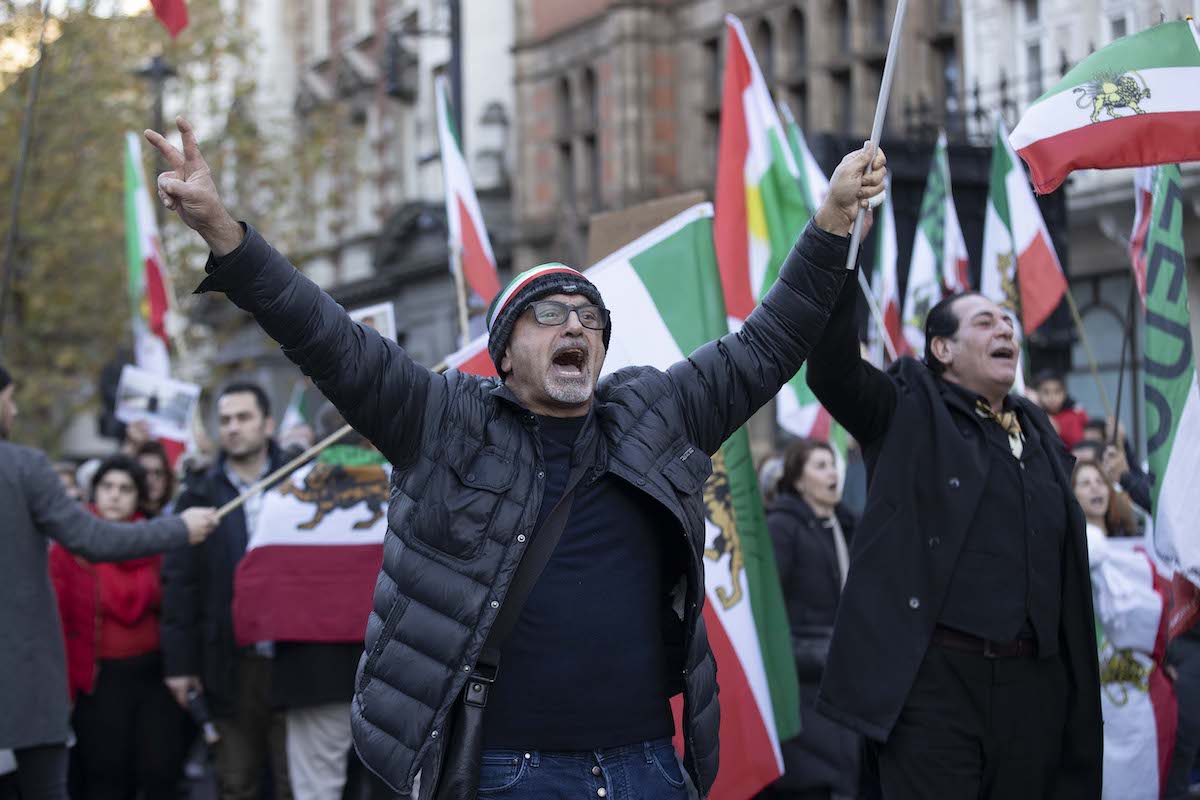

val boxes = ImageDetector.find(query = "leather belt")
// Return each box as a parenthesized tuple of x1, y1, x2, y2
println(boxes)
(932, 626, 1037, 659)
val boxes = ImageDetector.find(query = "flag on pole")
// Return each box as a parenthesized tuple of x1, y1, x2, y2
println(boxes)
(234, 446, 389, 645)
(435, 75, 501, 308)
(1129, 167, 1155, 307)
(1141, 164, 1200, 581)
(1010, 19, 1200, 194)
(871, 178, 905, 363)
(124, 132, 175, 379)
(714, 14, 808, 328)
(150, 0, 188, 38)
(777, 102, 829, 226)
(980, 119, 1067, 335)
(444, 205, 801, 798)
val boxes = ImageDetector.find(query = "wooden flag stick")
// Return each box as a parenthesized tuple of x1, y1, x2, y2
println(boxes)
(845, 0, 909, 271)
(215, 361, 449, 521)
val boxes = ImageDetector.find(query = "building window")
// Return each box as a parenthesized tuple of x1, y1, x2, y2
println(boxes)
(833, 0, 851, 54)
(786, 8, 806, 78)
(557, 76, 572, 141)
(833, 69, 852, 131)
(703, 37, 722, 166)
(1026, 39, 1043, 101)
(557, 76, 575, 213)
(867, 0, 887, 43)
(940, 41, 961, 114)
(1109, 15, 1128, 40)
(753, 19, 775, 85)
(1023, 0, 1039, 24)
(581, 67, 601, 211)
(939, 0, 957, 24)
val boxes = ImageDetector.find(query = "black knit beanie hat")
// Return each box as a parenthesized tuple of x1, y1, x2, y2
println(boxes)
(486, 263, 611, 377)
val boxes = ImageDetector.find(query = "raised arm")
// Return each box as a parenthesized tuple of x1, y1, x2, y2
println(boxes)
(23, 448, 208, 561)
(145, 117, 444, 467)
(804, 261, 896, 446)
(667, 145, 886, 455)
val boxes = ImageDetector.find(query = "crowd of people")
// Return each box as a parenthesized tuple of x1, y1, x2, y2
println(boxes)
(0, 370, 391, 800)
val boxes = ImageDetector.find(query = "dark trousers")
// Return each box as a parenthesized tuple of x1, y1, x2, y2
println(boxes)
(869, 644, 1068, 800)
(13, 744, 69, 800)
(70, 653, 193, 800)
(211, 652, 291, 800)
(1166, 635, 1200, 798)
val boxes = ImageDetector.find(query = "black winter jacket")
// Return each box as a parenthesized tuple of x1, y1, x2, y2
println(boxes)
(196, 221, 850, 797)
(766, 494, 860, 795)
(161, 445, 287, 717)
(806, 264, 1102, 798)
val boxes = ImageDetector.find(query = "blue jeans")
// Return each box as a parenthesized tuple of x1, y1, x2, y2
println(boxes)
(478, 737, 691, 800)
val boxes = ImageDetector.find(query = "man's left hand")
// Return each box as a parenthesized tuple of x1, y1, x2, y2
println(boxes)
(814, 142, 888, 237)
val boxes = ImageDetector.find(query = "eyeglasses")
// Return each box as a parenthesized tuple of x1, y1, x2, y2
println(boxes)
(527, 300, 609, 330)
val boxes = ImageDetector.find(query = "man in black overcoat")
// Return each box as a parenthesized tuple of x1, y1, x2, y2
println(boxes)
(806, 286, 1102, 799)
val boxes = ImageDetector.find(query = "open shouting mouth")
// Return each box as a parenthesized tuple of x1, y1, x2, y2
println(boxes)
(551, 346, 588, 378)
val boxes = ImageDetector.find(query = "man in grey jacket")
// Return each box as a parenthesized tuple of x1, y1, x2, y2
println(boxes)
(145, 116, 884, 799)
(0, 364, 219, 800)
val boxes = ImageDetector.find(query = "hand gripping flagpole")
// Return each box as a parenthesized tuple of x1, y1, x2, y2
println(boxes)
(845, 0, 909, 271)
(215, 362, 450, 522)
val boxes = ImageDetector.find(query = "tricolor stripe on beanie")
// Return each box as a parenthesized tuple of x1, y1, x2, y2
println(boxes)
(486, 263, 587, 331)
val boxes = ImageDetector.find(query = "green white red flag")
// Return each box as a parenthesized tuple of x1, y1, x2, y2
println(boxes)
(124, 132, 175, 378)
(1010, 19, 1200, 194)
(445, 205, 802, 798)
(903, 131, 970, 352)
(1140, 165, 1200, 586)
(981, 119, 1067, 335)
(871, 178, 905, 363)
(435, 76, 501, 308)
(1129, 166, 1155, 307)
(150, 0, 188, 38)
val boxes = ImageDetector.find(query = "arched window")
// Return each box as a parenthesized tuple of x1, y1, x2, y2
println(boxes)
(786, 8, 807, 77)
(557, 76, 575, 211)
(581, 67, 601, 210)
(832, 0, 851, 53)
(753, 19, 775, 85)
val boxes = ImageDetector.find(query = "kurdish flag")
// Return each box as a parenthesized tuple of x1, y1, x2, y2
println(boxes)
(124, 132, 175, 378)
(981, 119, 1067, 335)
(903, 131, 970, 351)
(1011, 19, 1200, 194)
(1141, 165, 1200, 582)
(435, 76, 501, 308)
(233, 445, 389, 645)
(712, 15, 835, 447)
(445, 205, 801, 797)
(714, 14, 808, 327)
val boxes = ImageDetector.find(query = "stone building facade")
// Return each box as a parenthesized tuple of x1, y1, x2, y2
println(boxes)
(510, 0, 968, 269)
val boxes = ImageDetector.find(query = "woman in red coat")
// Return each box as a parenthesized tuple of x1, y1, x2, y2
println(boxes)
(49, 455, 190, 800)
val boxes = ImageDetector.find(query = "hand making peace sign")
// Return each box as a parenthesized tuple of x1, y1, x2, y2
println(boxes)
(144, 116, 244, 256)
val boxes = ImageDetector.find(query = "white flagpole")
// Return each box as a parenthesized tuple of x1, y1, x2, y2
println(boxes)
(845, 0, 909, 270)
(857, 271, 899, 361)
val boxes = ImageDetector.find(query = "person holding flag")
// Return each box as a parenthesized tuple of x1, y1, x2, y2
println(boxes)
(144, 114, 885, 800)
(806, 279, 1102, 794)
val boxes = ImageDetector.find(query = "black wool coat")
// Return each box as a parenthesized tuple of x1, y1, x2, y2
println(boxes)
(805, 266, 1102, 799)
(766, 494, 860, 795)
(195, 221, 851, 797)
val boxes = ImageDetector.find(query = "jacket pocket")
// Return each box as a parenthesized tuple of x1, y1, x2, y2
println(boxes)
(411, 443, 515, 561)
(358, 593, 412, 693)
(661, 441, 713, 495)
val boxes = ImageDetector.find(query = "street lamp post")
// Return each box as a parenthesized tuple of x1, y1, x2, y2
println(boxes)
(135, 54, 177, 226)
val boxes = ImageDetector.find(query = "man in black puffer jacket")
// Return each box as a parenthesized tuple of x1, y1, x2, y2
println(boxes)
(145, 117, 886, 800)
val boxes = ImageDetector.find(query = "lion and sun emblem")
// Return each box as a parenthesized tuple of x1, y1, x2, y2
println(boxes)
(1073, 70, 1151, 124)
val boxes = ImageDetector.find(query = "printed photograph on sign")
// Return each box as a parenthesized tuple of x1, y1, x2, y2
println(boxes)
(349, 302, 397, 342)
(114, 365, 200, 442)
